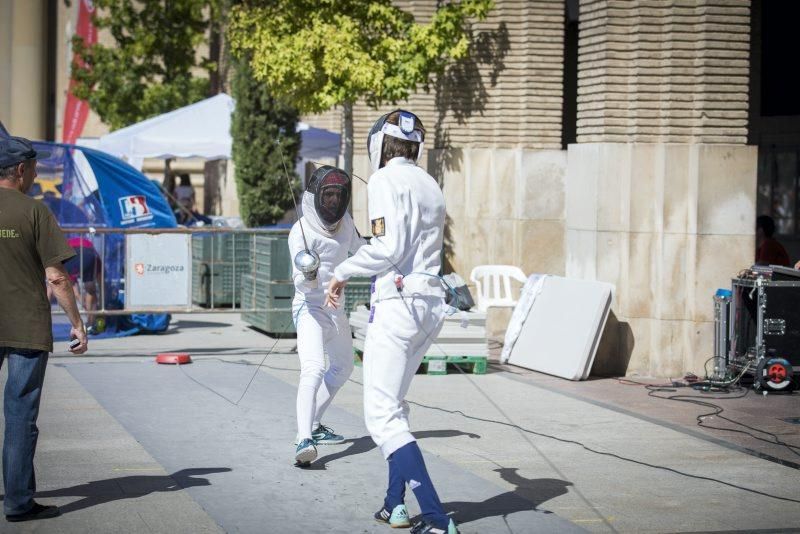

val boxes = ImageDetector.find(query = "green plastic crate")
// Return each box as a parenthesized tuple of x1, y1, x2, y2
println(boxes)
(240, 274, 296, 335)
(252, 232, 292, 281)
(420, 355, 488, 375)
(192, 260, 252, 307)
(192, 233, 252, 263)
(191, 233, 254, 307)
(344, 277, 371, 316)
(353, 350, 488, 375)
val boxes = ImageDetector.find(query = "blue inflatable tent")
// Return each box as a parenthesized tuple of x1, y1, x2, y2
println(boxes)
(30, 142, 178, 337)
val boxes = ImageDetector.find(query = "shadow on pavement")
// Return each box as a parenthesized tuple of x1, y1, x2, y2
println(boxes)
(30, 467, 232, 515)
(306, 430, 482, 471)
(415, 468, 572, 526)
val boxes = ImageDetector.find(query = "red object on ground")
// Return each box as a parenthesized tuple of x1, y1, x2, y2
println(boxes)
(156, 353, 192, 365)
(768, 363, 788, 383)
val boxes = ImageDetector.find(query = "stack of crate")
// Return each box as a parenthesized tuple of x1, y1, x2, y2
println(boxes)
(349, 306, 489, 375)
(239, 229, 374, 335)
(343, 278, 372, 316)
(240, 231, 294, 334)
(192, 233, 253, 307)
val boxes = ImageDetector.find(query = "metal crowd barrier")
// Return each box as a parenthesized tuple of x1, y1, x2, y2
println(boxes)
(55, 227, 292, 316)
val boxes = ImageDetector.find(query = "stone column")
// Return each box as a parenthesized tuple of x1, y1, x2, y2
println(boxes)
(1, 0, 48, 139)
(568, 0, 756, 376)
(432, 147, 567, 279)
(567, 143, 756, 376)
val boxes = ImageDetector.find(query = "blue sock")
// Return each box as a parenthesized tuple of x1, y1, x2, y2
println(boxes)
(391, 442, 449, 528)
(384, 455, 406, 510)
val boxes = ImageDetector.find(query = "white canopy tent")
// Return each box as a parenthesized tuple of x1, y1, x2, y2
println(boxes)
(95, 93, 341, 172)
(97, 93, 234, 170)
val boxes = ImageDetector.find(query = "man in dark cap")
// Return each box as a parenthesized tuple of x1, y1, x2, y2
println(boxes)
(0, 136, 88, 523)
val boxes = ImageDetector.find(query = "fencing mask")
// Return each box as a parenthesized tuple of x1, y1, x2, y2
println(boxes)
(366, 109, 425, 174)
(304, 165, 351, 232)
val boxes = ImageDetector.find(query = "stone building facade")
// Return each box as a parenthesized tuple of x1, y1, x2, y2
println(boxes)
(306, 0, 766, 377)
(308, 0, 570, 280)
(566, 1, 756, 375)
(4, 0, 796, 377)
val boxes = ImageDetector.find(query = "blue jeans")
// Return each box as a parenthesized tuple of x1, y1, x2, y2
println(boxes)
(0, 347, 49, 516)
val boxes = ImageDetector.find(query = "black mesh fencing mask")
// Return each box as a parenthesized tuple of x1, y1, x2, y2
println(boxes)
(306, 165, 351, 226)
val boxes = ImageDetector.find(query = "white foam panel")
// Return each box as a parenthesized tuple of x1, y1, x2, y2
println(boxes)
(507, 277, 613, 380)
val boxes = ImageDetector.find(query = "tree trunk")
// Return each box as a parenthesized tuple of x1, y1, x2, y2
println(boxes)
(203, 159, 222, 216)
(208, 10, 222, 95)
(162, 158, 173, 189)
(204, 15, 224, 216)
(343, 101, 354, 178)
(161, 158, 177, 214)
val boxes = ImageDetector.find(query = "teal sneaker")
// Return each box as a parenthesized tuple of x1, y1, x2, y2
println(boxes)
(410, 519, 459, 534)
(294, 438, 317, 466)
(311, 424, 345, 445)
(374, 504, 411, 528)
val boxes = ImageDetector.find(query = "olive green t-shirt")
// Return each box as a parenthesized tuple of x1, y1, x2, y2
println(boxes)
(0, 188, 76, 352)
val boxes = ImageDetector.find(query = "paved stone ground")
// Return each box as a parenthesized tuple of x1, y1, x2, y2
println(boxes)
(0, 314, 798, 533)
(0, 360, 222, 534)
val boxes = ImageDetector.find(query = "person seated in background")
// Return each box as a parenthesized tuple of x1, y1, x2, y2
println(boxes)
(173, 173, 196, 213)
(176, 207, 212, 226)
(172, 173, 212, 226)
(63, 236, 102, 335)
(755, 215, 791, 267)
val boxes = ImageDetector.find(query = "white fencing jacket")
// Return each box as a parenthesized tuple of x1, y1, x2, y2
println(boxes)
(289, 193, 365, 309)
(333, 157, 446, 304)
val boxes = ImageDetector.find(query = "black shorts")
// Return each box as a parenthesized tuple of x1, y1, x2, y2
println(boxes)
(64, 248, 99, 283)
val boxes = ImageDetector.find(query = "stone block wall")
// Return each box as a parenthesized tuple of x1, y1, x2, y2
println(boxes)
(306, 0, 566, 152)
(566, 143, 756, 376)
(577, 0, 751, 144)
(349, 148, 568, 282)
(567, 0, 757, 377)
(309, 0, 761, 379)
(306, 0, 572, 285)
(433, 148, 567, 279)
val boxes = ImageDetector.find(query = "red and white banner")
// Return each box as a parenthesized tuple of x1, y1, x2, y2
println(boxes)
(62, 0, 96, 145)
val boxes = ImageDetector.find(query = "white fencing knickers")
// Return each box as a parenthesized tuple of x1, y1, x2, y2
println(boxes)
(363, 295, 445, 458)
(294, 304, 355, 441)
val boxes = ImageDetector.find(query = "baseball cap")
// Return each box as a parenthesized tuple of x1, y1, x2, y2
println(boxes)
(0, 136, 50, 168)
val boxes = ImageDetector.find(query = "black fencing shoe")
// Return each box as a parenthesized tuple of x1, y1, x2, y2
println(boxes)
(6, 503, 61, 522)
(410, 518, 459, 534)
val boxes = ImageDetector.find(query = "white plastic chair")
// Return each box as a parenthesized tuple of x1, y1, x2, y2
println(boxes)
(469, 265, 527, 312)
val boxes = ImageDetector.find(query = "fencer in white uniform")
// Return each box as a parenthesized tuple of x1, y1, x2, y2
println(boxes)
(326, 111, 458, 534)
(289, 165, 364, 467)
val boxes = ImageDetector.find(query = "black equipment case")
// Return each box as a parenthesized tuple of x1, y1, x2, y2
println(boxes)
(730, 273, 800, 390)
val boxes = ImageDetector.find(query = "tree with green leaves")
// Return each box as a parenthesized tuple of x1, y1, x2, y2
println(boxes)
(227, 0, 493, 176)
(230, 55, 301, 226)
(71, 0, 233, 213)
(70, 0, 222, 130)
